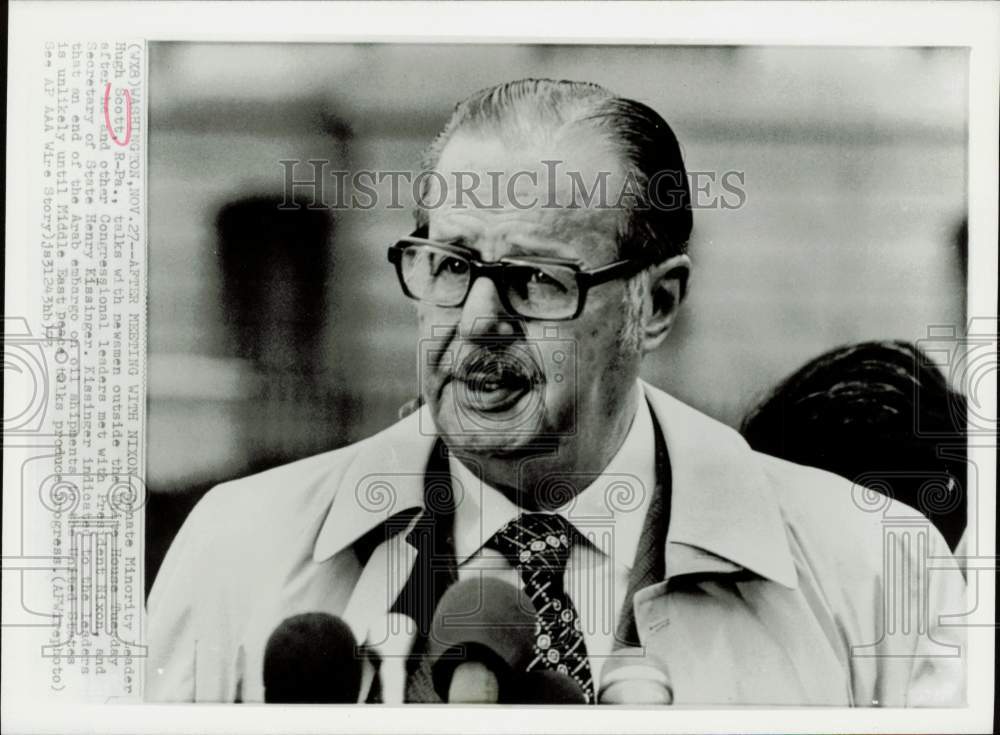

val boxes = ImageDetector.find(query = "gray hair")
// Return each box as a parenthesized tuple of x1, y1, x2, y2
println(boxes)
(416, 78, 693, 265)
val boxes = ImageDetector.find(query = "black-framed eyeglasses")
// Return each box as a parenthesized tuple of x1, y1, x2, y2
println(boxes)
(387, 229, 654, 321)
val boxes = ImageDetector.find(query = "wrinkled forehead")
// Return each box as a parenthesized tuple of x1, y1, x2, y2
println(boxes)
(425, 130, 627, 257)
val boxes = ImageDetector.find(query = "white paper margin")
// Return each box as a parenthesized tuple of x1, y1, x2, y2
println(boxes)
(4, 2, 997, 734)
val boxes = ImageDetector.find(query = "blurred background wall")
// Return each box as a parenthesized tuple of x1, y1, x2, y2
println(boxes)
(146, 43, 967, 591)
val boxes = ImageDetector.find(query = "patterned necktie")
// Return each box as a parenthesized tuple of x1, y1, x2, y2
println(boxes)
(488, 513, 595, 703)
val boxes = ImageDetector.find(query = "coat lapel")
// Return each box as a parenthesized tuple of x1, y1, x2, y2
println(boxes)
(312, 408, 440, 701)
(614, 400, 670, 648)
(330, 434, 458, 703)
(342, 511, 423, 703)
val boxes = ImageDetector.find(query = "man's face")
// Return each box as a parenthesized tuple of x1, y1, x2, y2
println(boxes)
(417, 128, 642, 461)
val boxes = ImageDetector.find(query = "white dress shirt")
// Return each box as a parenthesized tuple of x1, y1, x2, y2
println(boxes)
(450, 387, 655, 686)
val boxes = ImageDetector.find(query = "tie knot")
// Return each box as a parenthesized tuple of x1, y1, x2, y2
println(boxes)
(489, 513, 574, 573)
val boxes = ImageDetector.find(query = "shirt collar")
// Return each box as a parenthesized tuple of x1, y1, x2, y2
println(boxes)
(451, 384, 655, 569)
(313, 381, 797, 590)
(450, 458, 518, 565)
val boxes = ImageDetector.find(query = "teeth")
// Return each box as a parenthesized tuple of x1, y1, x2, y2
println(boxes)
(457, 365, 533, 392)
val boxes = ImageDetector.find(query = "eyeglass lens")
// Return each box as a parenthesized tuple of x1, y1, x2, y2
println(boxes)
(400, 244, 580, 319)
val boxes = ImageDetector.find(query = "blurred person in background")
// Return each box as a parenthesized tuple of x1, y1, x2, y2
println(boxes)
(740, 340, 967, 553)
(146, 79, 965, 706)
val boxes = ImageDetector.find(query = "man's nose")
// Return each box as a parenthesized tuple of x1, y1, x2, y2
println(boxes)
(458, 275, 522, 342)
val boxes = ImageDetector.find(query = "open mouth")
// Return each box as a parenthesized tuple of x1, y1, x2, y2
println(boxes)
(455, 350, 539, 414)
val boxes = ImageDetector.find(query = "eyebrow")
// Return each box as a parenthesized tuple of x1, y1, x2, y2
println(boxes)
(439, 234, 470, 250)
(432, 235, 577, 262)
(504, 240, 579, 260)
(434, 236, 482, 259)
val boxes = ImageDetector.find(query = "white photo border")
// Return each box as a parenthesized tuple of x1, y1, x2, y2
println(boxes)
(5, 1, 997, 734)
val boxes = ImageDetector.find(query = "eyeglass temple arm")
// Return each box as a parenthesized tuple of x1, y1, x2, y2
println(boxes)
(580, 258, 646, 287)
(581, 257, 688, 287)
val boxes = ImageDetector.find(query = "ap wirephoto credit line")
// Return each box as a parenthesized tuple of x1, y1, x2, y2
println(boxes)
(4, 38, 148, 704)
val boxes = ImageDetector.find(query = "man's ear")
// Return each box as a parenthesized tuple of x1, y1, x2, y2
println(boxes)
(640, 254, 691, 353)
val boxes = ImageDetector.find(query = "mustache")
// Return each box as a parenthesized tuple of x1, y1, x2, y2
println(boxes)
(451, 346, 542, 384)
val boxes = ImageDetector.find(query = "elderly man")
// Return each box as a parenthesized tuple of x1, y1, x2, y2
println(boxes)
(146, 79, 965, 705)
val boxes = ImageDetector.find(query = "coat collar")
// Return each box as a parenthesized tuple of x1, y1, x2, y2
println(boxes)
(312, 407, 435, 563)
(312, 381, 797, 590)
(645, 384, 797, 588)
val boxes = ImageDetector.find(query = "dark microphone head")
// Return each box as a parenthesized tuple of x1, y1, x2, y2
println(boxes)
(263, 612, 362, 703)
(428, 577, 536, 701)
(508, 669, 587, 704)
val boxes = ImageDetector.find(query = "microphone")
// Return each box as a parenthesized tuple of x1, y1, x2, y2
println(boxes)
(509, 669, 588, 704)
(597, 648, 673, 704)
(445, 663, 587, 704)
(365, 612, 420, 704)
(263, 612, 363, 703)
(428, 577, 588, 704)
(443, 660, 501, 704)
(428, 577, 534, 703)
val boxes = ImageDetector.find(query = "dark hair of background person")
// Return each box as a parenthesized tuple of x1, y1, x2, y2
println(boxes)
(740, 340, 967, 550)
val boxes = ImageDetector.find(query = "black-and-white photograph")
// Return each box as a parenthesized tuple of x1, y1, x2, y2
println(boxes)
(4, 4, 997, 733)
(142, 42, 972, 706)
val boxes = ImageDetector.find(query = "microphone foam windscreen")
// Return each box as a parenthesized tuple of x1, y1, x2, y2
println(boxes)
(428, 577, 537, 699)
(263, 612, 362, 703)
(598, 647, 673, 705)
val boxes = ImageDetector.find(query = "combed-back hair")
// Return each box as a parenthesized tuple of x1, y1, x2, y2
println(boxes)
(417, 78, 693, 265)
(741, 340, 968, 551)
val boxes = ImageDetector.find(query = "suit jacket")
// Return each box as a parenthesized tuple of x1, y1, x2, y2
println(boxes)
(145, 382, 966, 705)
